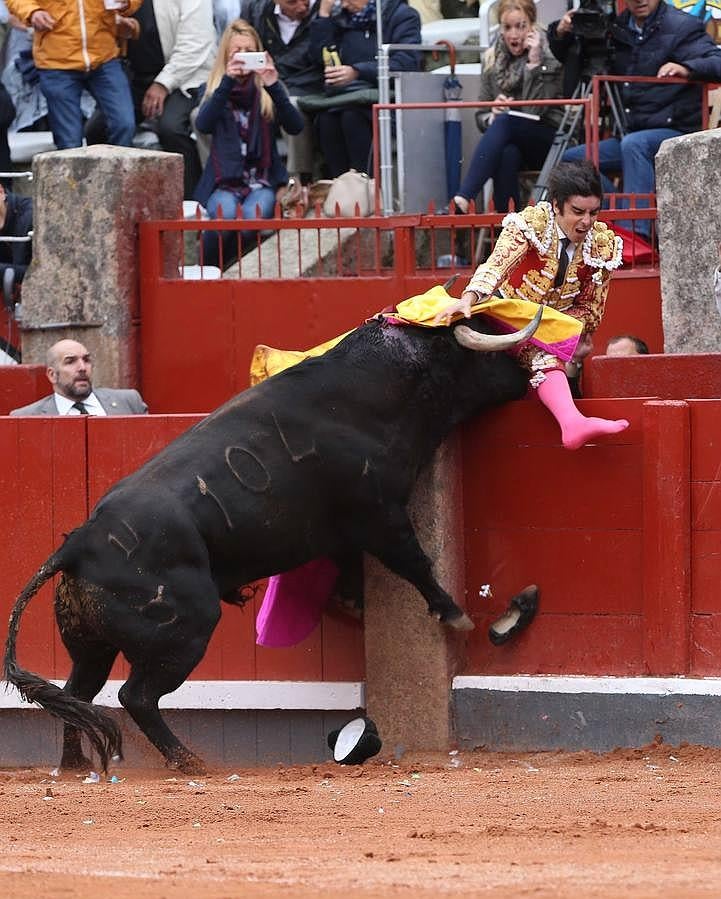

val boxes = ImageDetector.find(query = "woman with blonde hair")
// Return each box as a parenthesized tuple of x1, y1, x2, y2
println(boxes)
(452, 0, 563, 214)
(194, 19, 304, 268)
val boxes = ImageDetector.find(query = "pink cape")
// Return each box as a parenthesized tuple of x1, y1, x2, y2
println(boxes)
(255, 558, 340, 647)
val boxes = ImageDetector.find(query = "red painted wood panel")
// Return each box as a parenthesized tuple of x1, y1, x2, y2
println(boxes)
(587, 354, 721, 401)
(691, 482, 721, 531)
(0, 365, 47, 415)
(141, 278, 398, 415)
(642, 402, 691, 675)
(691, 401, 721, 482)
(468, 614, 645, 676)
(691, 614, 721, 676)
(0, 419, 88, 679)
(692, 531, 721, 615)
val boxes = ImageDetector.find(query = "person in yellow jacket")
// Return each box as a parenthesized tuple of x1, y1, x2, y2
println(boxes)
(7, 0, 142, 149)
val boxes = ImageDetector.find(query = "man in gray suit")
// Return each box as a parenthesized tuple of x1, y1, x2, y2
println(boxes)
(10, 338, 148, 416)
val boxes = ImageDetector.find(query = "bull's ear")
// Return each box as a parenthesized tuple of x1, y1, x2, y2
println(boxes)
(329, 716, 382, 765)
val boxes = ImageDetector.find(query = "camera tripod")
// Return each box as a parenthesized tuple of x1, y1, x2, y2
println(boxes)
(531, 78, 627, 204)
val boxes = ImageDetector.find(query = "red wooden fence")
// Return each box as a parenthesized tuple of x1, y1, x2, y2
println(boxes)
(1, 388, 720, 683)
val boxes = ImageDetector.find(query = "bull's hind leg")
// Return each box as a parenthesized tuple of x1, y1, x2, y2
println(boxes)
(60, 644, 119, 770)
(118, 657, 208, 775)
(365, 510, 473, 630)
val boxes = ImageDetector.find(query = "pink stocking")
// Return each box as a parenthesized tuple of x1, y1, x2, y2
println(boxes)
(536, 369, 629, 450)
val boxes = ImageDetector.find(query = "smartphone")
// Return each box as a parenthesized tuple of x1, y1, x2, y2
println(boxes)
(233, 52, 266, 71)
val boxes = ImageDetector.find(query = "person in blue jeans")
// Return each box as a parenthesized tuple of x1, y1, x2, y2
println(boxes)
(194, 18, 304, 269)
(7, 0, 140, 149)
(549, 0, 721, 240)
(452, 0, 563, 214)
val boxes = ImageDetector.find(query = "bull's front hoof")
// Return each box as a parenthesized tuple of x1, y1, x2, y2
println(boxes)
(488, 584, 539, 645)
(444, 611, 475, 631)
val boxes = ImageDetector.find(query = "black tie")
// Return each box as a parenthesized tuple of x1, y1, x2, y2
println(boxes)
(72, 401, 89, 415)
(554, 237, 571, 288)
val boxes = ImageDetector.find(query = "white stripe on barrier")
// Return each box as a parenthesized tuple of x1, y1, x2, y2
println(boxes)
(0, 680, 364, 711)
(453, 675, 721, 696)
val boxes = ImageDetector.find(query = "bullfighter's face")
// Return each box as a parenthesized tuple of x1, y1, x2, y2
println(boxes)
(553, 194, 601, 245)
(47, 339, 93, 401)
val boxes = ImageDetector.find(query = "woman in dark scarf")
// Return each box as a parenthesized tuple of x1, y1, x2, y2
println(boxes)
(452, 0, 563, 214)
(194, 19, 303, 269)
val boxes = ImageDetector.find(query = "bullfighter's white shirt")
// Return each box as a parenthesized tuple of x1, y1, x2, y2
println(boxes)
(54, 392, 107, 416)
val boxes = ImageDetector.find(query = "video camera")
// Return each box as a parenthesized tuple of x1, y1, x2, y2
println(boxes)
(571, 0, 615, 41)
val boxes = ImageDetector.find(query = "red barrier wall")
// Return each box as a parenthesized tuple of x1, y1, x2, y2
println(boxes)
(0, 416, 364, 685)
(2, 388, 720, 684)
(139, 272, 663, 414)
(586, 353, 721, 399)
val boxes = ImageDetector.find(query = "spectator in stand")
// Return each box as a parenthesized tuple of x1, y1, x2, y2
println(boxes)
(6, 0, 140, 149)
(194, 19, 303, 269)
(86, 0, 217, 200)
(550, 0, 721, 239)
(9, 338, 148, 416)
(0, 81, 14, 181)
(241, 0, 323, 185)
(213, 0, 243, 39)
(0, 180, 32, 309)
(605, 335, 650, 356)
(452, 0, 563, 214)
(309, 0, 421, 178)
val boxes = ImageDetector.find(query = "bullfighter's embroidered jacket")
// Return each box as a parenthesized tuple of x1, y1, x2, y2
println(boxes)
(466, 201, 623, 339)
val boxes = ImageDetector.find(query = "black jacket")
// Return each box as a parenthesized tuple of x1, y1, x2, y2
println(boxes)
(0, 192, 33, 275)
(549, 3, 721, 133)
(240, 0, 323, 95)
(309, 0, 421, 87)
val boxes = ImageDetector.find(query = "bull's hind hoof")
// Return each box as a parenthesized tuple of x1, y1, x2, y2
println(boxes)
(444, 610, 475, 631)
(167, 752, 208, 776)
(488, 584, 539, 645)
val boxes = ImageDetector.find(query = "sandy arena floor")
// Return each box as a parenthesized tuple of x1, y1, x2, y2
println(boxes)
(2, 743, 721, 898)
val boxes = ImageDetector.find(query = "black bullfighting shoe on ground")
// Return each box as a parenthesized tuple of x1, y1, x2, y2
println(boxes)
(328, 717, 382, 765)
(488, 584, 539, 646)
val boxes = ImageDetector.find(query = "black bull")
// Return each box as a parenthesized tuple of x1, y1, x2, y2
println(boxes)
(4, 310, 541, 773)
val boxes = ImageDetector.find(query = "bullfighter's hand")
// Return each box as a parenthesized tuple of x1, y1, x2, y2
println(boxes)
(657, 63, 689, 79)
(433, 291, 476, 325)
(30, 10, 55, 30)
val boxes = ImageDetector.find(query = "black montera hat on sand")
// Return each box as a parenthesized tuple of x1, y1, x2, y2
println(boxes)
(327, 716, 382, 765)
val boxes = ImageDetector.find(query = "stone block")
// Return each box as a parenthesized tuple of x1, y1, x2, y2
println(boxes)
(363, 433, 467, 754)
(656, 129, 721, 353)
(21, 145, 183, 387)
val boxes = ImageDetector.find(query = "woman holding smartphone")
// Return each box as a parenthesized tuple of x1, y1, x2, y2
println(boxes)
(451, 0, 563, 215)
(194, 19, 304, 268)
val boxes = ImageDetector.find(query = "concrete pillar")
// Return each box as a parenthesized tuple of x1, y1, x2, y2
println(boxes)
(363, 433, 467, 755)
(655, 129, 721, 353)
(21, 146, 183, 387)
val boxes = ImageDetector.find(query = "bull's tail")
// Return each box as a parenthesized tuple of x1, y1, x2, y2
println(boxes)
(3, 553, 122, 772)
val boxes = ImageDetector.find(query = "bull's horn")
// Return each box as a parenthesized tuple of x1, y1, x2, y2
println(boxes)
(453, 304, 543, 352)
